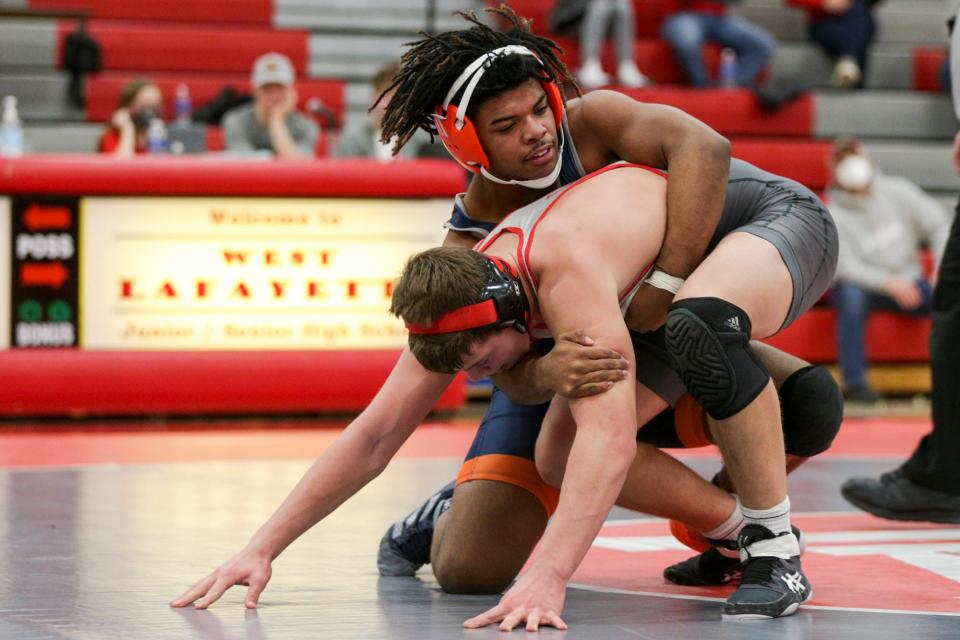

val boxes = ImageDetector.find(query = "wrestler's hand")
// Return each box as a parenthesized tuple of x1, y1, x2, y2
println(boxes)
(536, 330, 628, 397)
(463, 569, 568, 632)
(170, 546, 272, 610)
(624, 283, 675, 333)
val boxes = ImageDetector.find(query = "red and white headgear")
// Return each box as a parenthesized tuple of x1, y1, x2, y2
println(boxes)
(432, 45, 565, 189)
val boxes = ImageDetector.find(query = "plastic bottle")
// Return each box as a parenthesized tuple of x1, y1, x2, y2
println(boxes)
(718, 48, 738, 89)
(146, 117, 168, 153)
(0, 95, 24, 157)
(174, 83, 192, 124)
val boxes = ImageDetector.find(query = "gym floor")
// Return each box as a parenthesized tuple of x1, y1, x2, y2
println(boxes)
(0, 415, 957, 639)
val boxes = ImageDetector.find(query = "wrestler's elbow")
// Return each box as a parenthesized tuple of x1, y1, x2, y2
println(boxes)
(693, 129, 730, 165)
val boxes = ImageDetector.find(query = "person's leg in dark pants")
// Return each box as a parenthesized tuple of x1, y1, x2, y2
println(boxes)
(808, 1, 875, 88)
(832, 281, 873, 395)
(901, 206, 960, 495)
(842, 200, 960, 522)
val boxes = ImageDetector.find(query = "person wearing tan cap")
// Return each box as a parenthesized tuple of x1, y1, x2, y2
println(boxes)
(222, 52, 319, 158)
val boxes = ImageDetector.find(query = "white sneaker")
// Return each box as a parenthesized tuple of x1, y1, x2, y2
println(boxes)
(617, 60, 650, 89)
(831, 56, 861, 88)
(577, 58, 610, 90)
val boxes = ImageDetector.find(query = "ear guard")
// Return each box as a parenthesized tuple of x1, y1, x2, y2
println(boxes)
(432, 45, 565, 189)
(405, 256, 529, 335)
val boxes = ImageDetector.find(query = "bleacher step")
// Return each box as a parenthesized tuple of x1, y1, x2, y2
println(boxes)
(815, 90, 954, 140)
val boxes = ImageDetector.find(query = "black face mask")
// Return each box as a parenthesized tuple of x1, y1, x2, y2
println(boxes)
(131, 106, 162, 129)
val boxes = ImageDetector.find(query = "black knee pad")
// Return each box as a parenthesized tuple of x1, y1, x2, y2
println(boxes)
(664, 297, 770, 420)
(779, 365, 843, 457)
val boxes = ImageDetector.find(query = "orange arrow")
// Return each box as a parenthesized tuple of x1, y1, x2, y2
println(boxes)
(20, 261, 69, 288)
(23, 204, 71, 231)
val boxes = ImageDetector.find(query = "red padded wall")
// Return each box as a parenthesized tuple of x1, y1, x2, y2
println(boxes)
(914, 47, 947, 92)
(34, 0, 272, 24)
(0, 350, 466, 416)
(57, 21, 308, 73)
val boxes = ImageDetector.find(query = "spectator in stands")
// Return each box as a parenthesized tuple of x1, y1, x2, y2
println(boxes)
(98, 78, 164, 156)
(659, 0, 777, 87)
(787, 0, 877, 88)
(840, 6, 960, 523)
(334, 63, 433, 160)
(828, 136, 950, 402)
(222, 52, 318, 158)
(549, 0, 649, 90)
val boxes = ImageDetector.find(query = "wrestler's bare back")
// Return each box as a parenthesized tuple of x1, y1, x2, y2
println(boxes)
(482, 165, 668, 323)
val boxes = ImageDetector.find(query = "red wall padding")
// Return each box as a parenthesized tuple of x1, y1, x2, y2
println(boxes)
(914, 47, 947, 92)
(491, 0, 674, 38)
(0, 156, 466, 197)
(85, 73, 345, 123)
(618, 87, 814, 137)
(56, 20, 308, 73)
(731, 138, 831, 190)
(0, 350, 465, 416)
(33, 0, 273, 24)
(766, 308, 931, 364)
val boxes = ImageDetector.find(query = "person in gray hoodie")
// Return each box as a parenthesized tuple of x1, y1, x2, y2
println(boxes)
(827, 136, 950, 401)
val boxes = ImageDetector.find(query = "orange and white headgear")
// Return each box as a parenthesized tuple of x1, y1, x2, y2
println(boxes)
(432, 45, 565, 189)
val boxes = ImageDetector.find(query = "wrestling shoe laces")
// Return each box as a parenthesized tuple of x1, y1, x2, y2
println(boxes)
(664, 525, 805, 587)
(722, 524, 811, 620)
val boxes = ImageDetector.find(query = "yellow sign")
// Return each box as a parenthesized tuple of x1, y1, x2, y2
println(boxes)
(80, 197, 451, 349)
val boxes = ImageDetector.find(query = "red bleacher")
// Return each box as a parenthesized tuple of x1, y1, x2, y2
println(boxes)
(731, 138, 831, 189)
(552, 37, 720, 86)
(768, 310, 930, 364)
(914, 47, 947, 92)
(56, 20, 308, 73)
(620, 87, 814, 137)
(496, 0, 674, 38)
(31, 0, 273, 24)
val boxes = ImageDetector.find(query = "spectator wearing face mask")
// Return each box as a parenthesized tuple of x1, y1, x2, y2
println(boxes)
(827, 136, 952, 402)
(98, 78, 164, 156)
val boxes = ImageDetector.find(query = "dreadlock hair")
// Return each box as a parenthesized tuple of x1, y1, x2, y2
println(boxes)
(376, 4, 579, 155)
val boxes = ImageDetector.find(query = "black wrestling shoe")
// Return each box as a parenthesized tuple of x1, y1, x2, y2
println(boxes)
(663, 547, 742, 586)
(722, 525, 811, 620)
(841, 469, 960, 524)
(377, 481, 454, 576)
(665, 525, 805, 587)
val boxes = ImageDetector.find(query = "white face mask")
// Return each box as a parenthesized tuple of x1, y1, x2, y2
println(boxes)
(835, 155, 873, 192)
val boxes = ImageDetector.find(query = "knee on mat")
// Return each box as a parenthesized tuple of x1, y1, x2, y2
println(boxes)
(433, 553, 514, 595)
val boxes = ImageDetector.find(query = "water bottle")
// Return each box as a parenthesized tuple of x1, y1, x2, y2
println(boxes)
(146, 117, 168, 153)
(0, 95, 24, 157)
(718, 48, 738, 89)
(174, 83, 192, 124)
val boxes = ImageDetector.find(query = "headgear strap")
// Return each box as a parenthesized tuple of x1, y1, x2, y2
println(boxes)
(433, 45, 565, 190)
(405, 256, 529, 335)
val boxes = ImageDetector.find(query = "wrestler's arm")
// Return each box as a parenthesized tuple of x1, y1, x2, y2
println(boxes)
(443, 229, 628, 404)
(172, 348, 454, 609)
(466, 249, 637, 630)
(574, 91, 729, 279)
(531, 259, 637, 579)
